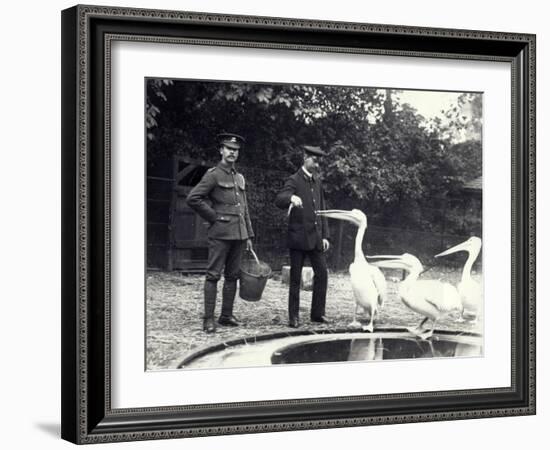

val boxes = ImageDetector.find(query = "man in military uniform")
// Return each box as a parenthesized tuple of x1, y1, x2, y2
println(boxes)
(275, 145, 330, 328)
(186, 133, 254, 333)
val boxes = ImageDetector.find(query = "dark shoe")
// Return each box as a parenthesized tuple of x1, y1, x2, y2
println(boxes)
(218, 315, 240, 327)
(288, 318, 300, 328)
(311, 316, 331, 324)
(203, 318, 216, 333)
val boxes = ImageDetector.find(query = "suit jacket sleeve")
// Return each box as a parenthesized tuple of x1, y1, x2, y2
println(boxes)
(320, 184, 329, 240)
(275, 176, 297, 209)
(186, 171, 217, 224)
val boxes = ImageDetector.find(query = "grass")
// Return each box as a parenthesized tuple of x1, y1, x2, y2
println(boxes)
(146, 267, 483, 370)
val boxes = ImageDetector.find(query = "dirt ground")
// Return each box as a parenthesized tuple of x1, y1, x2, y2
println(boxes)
(146, 268, 483, 370)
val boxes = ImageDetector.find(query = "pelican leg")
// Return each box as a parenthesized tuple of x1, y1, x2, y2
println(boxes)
(348, 303, 362, 329)
(361, 307, 375, 333)
(418, 320, 436, 340)
(454, 307, 467, 323)
(407, 317, 429, 336)
(362, 317, 374, 333)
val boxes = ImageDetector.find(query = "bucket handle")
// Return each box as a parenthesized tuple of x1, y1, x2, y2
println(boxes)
(247, 247, 260, 265)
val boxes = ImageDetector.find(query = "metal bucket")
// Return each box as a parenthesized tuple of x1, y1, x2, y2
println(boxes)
(239, 248, 271, 302)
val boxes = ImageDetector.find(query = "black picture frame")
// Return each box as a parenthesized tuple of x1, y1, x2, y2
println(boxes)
(61, 4, 536, 444)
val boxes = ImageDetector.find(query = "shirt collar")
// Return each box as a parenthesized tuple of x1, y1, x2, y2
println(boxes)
(218, 162, 236, 174)
(301, 166, 314, 180)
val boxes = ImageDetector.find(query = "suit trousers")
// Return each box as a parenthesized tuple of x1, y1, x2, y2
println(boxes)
(288, 248, 328, 321)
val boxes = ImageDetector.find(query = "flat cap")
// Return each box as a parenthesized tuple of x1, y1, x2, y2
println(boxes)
(303, 145, 326, 157)
(218, 133, 245, 149)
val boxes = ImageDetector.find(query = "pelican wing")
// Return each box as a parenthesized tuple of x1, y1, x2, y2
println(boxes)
(420, 280, 462, 312)
(457, 278, 482, 313)
(368, 265, 387, 306)
(349, 262, 379, 311)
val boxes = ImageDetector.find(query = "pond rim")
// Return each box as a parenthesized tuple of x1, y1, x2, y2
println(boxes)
(177, 327, 482, 369)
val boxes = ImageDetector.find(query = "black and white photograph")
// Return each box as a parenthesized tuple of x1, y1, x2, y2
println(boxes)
(51, 1, 539, 446)
(145, 78, 484, 371)
(1, 0, 545, 447)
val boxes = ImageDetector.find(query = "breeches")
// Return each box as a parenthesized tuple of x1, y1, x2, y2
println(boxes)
(205, 239, 246, 282)
(203, 239, 246, 318)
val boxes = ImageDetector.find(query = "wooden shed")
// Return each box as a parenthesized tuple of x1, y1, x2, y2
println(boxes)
(147, 155, 213, 272)
(147, 154, 292, 273)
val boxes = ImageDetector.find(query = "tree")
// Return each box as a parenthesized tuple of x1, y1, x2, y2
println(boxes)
(146, 79, 173, 141)
(146, 78, 481, 238)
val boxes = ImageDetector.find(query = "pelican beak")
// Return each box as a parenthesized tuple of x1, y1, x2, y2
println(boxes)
(315, 209, 361, 226)
(435, 241, 470, 258)
(367, 254, 406, 269)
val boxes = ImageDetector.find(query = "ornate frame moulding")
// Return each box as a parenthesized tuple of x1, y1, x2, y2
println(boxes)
(61, 4, 535, 444)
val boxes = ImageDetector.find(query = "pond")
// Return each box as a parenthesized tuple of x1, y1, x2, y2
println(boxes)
(178, 329, 482, 369)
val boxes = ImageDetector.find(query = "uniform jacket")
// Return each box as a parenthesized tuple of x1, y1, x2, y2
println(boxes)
(275, 168, 329, 250)
(186, 163, 254, 240)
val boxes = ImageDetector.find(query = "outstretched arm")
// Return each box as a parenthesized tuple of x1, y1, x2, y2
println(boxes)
(275, 176, 298, 209)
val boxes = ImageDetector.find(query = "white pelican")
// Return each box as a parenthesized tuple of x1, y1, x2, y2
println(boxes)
(369, 253, 462, 339)
(435, 237, 482, 322)
(315, 209, 387, 332)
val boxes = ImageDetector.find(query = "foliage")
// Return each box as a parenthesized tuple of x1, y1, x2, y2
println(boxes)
(426, 92, 482, 143)
(146, 79, 173, 141)
(146, 79, 482, 252)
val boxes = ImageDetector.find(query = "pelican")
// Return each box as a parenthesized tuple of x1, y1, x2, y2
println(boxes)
(369, 253, 462, 339)
(435, 237, 482, 322)
(315, 209, 387, 332)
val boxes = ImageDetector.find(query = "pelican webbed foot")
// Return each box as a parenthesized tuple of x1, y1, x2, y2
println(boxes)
(407, 317, 430, 337)
(361, 324, 374, 333)
(462, 312, 478, 323)
(348, 320, 362, 329)
(408, 326, 436, 340)
(417, 329, 434, 340)
(407, 326, 425, 337)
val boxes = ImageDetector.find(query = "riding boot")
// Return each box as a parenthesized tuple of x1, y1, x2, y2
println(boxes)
(221, 280, 237, 319)
(203, 280, 218, 333)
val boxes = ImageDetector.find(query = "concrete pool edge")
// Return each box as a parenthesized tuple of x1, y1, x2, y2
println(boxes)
(176, 328, 483, 369)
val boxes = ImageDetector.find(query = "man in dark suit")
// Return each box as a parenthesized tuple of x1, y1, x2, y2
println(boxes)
(275, 145, 330, 328)
(186, 133, 254, 333)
